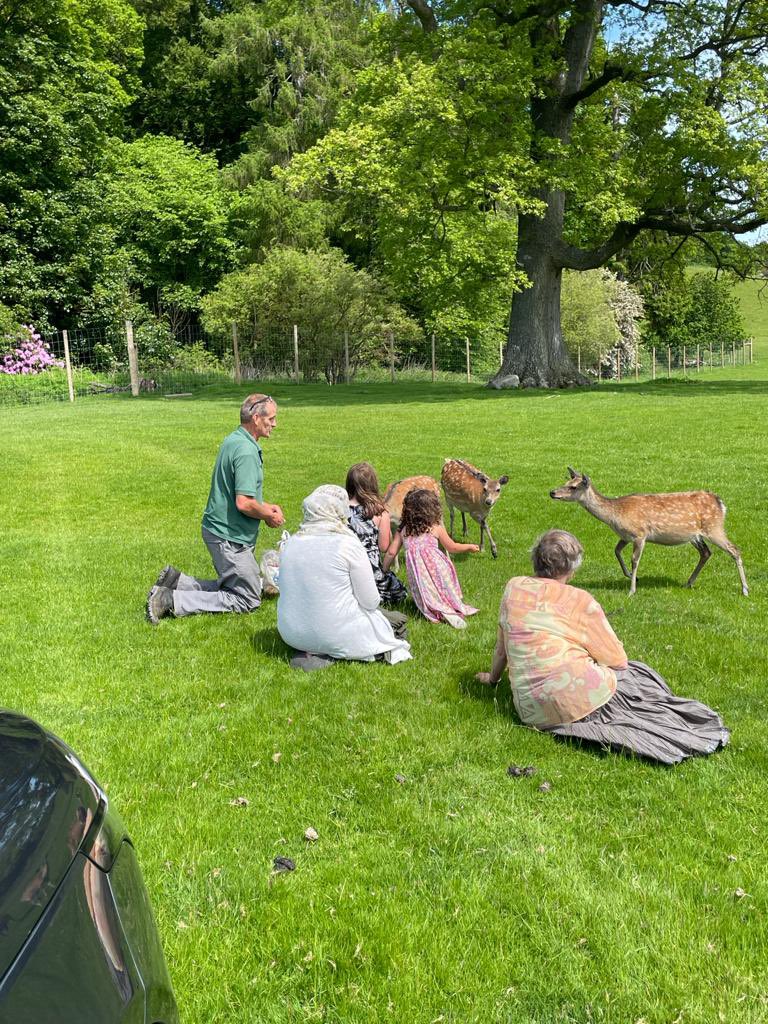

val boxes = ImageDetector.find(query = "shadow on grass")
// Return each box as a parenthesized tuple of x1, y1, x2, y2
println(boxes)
(119, 373, 768, 411)
(460, 669, 669, 765)
(579, 574, 682, 592)
(249, 625, 293, 662)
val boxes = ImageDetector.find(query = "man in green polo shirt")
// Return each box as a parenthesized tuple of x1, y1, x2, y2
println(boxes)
(147, 394, 285, 622)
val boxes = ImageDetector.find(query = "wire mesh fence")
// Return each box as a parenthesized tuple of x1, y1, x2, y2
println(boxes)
(0, 320, 754, 407)
(579, 339, 754, 384)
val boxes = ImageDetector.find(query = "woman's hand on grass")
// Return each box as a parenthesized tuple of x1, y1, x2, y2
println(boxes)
(475, 672, 498, 687)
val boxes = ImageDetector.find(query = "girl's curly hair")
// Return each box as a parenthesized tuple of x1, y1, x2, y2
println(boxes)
(345, 462, 385, 519)
(400, 488, 442, 537)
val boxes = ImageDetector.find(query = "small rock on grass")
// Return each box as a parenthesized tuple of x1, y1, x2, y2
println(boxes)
(273, 856, 296, 873)
(394, 773, 407, 784)
(304, 827, 319, 842)
(507, 764, 537, 777)
(538, 781, 552, 793)
(229, 796, 249, 807)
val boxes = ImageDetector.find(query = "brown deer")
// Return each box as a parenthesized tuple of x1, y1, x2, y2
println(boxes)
(549, 467, 748, 596)
(441, 459, 509, 558)
(383, 475, 442, 531)
(383, 476, 442, 570)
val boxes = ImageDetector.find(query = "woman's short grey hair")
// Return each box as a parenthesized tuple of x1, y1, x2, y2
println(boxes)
(531, 529, 583, 579)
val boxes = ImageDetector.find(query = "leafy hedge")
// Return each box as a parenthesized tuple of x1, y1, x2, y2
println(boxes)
(0, 367, 106, 405)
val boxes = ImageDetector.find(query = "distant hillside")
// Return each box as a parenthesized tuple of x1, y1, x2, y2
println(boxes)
(733, 276, 768, 357)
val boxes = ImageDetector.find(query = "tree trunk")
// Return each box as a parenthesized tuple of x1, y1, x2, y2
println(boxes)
(493, 193, 587, 388)
(489, 0, 601, 388)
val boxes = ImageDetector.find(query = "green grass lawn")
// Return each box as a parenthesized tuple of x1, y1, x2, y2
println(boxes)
(2, 370, 768, 1024)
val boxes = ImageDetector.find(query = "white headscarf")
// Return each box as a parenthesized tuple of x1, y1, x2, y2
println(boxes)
(297, 484, 351, 537)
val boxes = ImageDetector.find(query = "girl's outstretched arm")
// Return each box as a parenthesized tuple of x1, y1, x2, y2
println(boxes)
(377, 509, 392, 553)
(382, 530, 403, 571)
(432, 523, 479, 555)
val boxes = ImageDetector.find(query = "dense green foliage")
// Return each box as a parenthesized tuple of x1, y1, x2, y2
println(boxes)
(201, 246, 421, 382)
(643, 272, 747, 356)
(560, 269, 620, 365)
(1, 0, 767, 376)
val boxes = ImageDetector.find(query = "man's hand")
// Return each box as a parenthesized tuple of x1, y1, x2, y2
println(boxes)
(263, 504, 285, 528)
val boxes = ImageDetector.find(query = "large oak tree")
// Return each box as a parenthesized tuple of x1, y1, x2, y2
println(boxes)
(296, 0, 768, 386)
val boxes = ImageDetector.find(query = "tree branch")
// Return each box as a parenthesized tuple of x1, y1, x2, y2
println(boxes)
(405, 0, 439, 32)
(562, 62, 632, 108)
(556, 210, 768, 269)
(480, 0, 572, 28)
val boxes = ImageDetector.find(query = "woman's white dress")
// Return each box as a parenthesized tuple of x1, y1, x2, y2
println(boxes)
(277, 532, 412, 664)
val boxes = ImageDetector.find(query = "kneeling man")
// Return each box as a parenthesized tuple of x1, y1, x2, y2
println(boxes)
(147, 394, 285, 622)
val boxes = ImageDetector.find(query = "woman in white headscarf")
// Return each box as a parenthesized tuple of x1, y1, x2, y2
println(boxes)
(277, 485, 412, 670)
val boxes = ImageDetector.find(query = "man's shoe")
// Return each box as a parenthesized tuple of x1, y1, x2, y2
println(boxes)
(147, 585, 174, 624)
(155, 565, 181, 590)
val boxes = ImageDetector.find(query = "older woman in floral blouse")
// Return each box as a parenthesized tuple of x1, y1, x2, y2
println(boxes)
(477, 530, 729, 765)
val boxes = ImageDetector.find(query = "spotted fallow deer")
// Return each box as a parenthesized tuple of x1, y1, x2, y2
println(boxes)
(441, 459, 509, 558)
(549, 467, 748, 596)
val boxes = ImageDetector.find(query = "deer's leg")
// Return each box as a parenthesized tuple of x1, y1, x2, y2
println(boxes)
(629, 538, 645, 596)
(707, 531, 749, 596)
(686, 539, 711, 589)
(461, 511, 468, 536)
(482, 519, 498, 559)
(614, 539, 631, 579)
(448, 503, 455, 538)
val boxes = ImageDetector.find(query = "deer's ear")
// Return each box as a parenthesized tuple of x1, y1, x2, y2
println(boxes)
(581, 473, 591, 488)
(478, 473, 488, 485)
(567, 466, 577, 479)
(498, 475, 509, 486)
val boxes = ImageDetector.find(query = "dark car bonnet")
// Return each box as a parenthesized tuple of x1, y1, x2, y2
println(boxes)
(0, 712, 101, 979)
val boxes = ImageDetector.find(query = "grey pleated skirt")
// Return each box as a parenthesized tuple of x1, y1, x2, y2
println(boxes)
(544, 660, 730, 765)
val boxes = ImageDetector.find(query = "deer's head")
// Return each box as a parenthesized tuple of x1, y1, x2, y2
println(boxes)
(479, 471, 510, 508)
(550, 466, 591, 502)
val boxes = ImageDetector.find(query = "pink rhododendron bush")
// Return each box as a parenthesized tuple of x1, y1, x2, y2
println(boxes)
(0, 326, 62, 375)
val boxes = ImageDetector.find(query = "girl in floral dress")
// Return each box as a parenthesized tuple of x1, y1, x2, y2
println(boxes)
(346, 462, 407, 605)
(383, 488, 479, 629)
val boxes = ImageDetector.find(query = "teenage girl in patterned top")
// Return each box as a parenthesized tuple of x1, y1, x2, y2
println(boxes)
(346, 462, 407, 605)
(383, 488, 479, 629)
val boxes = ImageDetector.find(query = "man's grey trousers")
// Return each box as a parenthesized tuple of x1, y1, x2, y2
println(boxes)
(172, 527, 262, 616)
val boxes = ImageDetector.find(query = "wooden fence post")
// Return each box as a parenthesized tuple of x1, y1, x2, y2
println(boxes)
(465, 336, 471, 383)
(616, 349, 621, 382)
(125, 320, 139, 397)
(431, 332, 436, 383)
(389, 330, 395, 383)
(293, 324, 299, 383)
(344, 330, 350, 384)
(652, 346, 656, 380)
(577, 345, 581, 373)
(731, 342, 736, 366)
(231, 322, 241, 385)
(667, 346, 671, 377)
(708, 343, 712, 368)
(696, 345, 700, 372)
(635, 354, 639, 382)
(682, 345, 686, 376)
(62, 329, 75, 403)
(750, 339, 754, 364)
(597, 352, 602, 384)
(498, 337, 503, 368)
(720, 341, 724, 367)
